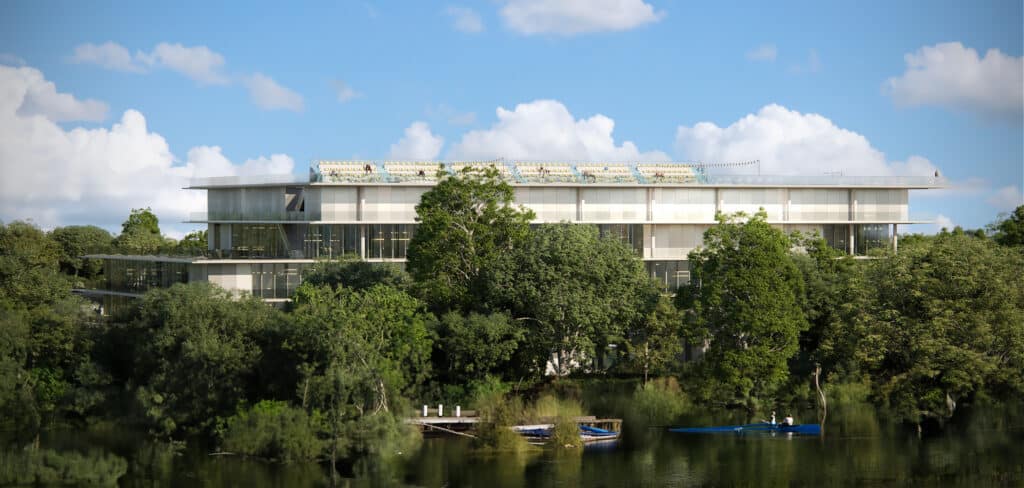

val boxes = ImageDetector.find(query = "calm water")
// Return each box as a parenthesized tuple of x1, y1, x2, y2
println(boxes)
(11, 408, 1024, 487)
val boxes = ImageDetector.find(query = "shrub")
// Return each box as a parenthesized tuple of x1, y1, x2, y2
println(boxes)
(0, 448, 127, 486)
(220, 400, 322, 463)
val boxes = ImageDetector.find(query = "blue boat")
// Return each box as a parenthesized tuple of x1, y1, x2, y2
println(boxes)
(513, 424, 621, 445)
(669, 422, 821, 436)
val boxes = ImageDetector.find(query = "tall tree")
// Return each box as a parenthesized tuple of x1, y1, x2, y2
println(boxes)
(678, 211, 808, 411)
(127, 282, 276, 435)
(859, 233, 1024, 425)
(49, 225, 113, 281)
(114, 208, 164, 255)
(406, 166, 534, 312)
(173, 229, 207, 255)
(990, 205, 1024, 247)
(489, 224, 658, 376)
(303, 255, 410, 292)
(626, 295, 684, 385)
(0, 221, 68, 308)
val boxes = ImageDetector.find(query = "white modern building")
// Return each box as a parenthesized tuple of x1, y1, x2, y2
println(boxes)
(85, 160, 943, 309)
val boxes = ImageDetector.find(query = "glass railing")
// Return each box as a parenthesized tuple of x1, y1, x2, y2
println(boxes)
(188, 174, 306, 187)
(702, 175, 946, 187)
(188, 211, 315, 222)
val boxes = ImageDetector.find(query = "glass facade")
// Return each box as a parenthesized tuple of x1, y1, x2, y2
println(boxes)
(250, 263, 306, 299)
(647, 260, 690, 291)
(597, 224, 644, 254)
(303, 224, 360, 259)
(822, 224, 849, 253)
(855, 224, 890, 255)
(367, 224, 417, 259)
(231, 224, 289, 258)
(103, 258, 189, 294)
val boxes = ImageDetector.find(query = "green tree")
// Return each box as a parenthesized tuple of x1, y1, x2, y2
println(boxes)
(406, 166, 534, 312)
(860, 233, 1024, 425)
(287, 283, 431, 479)
(0, 221, 68, 308)
(114, 208, 164, 255)
(434, 311, 523, 384)
(173, 229, 207, 255)
(127, 283, 277, 435)
(626, 295, 684, 385)
(48, 226, 113, 281)
(489, 224, 658, 376)
(990, 205, 1024, 247)
(303, 256, 410, 292)
(678, 211, 808, 411)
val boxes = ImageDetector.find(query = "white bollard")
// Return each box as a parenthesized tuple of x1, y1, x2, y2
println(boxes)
(456, 405, 461, 417)
(438, 404, 444, 417)
(422, 405, 428, 417)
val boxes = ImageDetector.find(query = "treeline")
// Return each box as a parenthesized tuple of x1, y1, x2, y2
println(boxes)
(1, 169, 1023, 474)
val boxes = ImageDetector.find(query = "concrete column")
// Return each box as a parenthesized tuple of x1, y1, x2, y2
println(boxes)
(783, 188, 790, 221)
(892, 224, 898, 254)
(848, 224, 855, 255)
(647, 188, 654, 222)
(576, 187, 583, 221)
(359, 224, 366, 259)
(356, 186, 364, 221)
(715, 188, 722, 216)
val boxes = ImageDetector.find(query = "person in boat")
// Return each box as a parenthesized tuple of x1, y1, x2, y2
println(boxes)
(783, 414, 794, 426)
(768, 411, 777, 425)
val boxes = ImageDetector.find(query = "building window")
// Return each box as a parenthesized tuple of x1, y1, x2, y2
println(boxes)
(855, 224, 890, 255)
(646, 260, 690, 291)
(231, 224, 289, 258)
(597, 224, 643, 255)
(822, 225, 848, 253)
(304, 224, 359, 259)
(103, 259, 188, 294)
(367, 224, 417, 260)
(250, 263, 306, 299)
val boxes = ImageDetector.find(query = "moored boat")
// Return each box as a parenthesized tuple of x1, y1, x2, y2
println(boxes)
(513, 424, 621, 445)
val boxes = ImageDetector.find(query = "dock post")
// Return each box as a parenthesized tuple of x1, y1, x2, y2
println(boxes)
(438, 404, 444, 417)
(422, 405, 428, 417)
(456, 405, 461, 417)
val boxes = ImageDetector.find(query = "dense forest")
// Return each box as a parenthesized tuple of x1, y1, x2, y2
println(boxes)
(1, 168, 1022, 483)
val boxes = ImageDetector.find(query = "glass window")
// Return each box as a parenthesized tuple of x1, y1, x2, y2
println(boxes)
(855, 224, 890, 255)
(646, 260, 690, 291)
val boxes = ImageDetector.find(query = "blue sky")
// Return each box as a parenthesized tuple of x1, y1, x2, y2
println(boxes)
(1, 0, 1021, 236)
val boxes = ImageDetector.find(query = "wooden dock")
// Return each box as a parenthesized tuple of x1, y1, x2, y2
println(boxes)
(406, 414, 622, 439)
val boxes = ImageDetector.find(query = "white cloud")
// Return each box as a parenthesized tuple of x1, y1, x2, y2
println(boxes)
(446, 6, 484, 33)
(746, 44, 777, 62)
(934, 214, 955, 232)
(988, 185, 1023, 211)
(885, 42, 1023, 120)
(0, 64, 293, 235)
(10, 67, 108, 122)
(70, 42, 145, 73)
(389, 122, 444, 160)
(332, 80, 361, 102)
(674, 103, 936, 176)
(500, 0, 664, 36)
(136, 42, 230, 85)
(244, 73, 304, 112)
(449, 99, 669, 161)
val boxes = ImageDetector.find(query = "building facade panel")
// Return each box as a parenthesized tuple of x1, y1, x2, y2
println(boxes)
(361, 187, 425, 222)
(720, 188, 785, 219)
(648, 224, 710, 259)
(854, 189, 908, 221)
(318, 187, 358, 221)
(789, 189, 849, 221)
(515, 187, 576, 222)
(652, 188, 716, 221)
(581, 188, 646, 221)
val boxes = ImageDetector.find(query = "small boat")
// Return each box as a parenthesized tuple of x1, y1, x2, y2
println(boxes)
(512, 424, 621, 445)
(669, 422, 821, 436)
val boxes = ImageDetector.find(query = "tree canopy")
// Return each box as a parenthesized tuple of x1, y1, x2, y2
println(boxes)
(406, 166, 534, 312)
(679, 211, 808, 410)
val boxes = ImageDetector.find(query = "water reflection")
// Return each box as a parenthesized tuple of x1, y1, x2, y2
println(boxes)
(2, 404, 1021, 487)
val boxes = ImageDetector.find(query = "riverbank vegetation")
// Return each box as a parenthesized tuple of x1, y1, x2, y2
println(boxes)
(1, 168, 1022, 482)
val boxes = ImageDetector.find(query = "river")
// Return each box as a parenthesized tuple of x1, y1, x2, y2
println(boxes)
(5, 405, 1022, 487)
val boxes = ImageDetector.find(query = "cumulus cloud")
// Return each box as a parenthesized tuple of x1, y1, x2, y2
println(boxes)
(674, 104, 937, 176)
(389, 122, 444, 160)
(988, 185, 1023, 211)
(885, 42, 1023, 120)
(0, 64, 293, 234)
(332, 79, 361, 103)
(446, 6, 484, 33)
(746, 44, 777, 62)
(500, 0, 664, 36)
(11, 67, 108, 122)
(244, 73, 305, 112)
(448, 99, 669, 161)
(933, 214, 955, 233)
